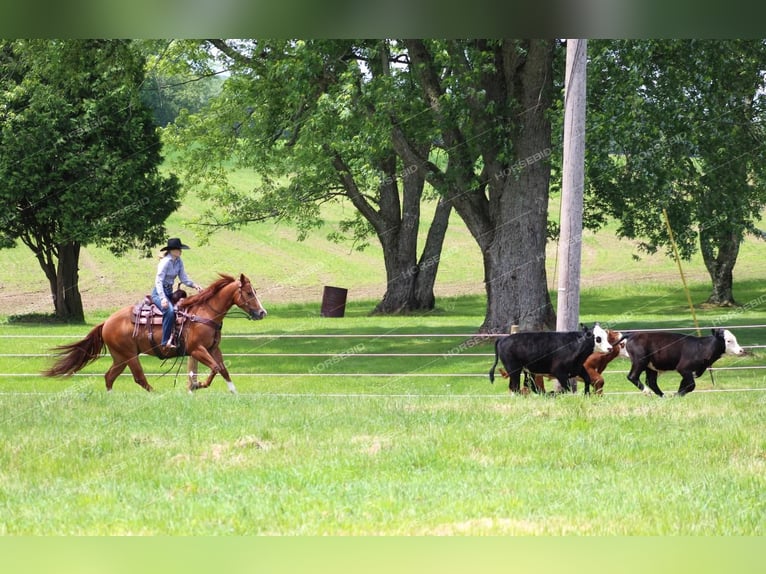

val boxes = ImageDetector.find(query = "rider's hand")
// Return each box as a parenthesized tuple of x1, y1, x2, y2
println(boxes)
(195, 284, 203, 292)
(161, 298, 169, 309)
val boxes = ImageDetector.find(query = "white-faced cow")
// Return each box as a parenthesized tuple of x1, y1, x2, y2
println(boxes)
(505, 328, 627, 394)
(624, 328, 745, 397)
(489, 324, 613, 395)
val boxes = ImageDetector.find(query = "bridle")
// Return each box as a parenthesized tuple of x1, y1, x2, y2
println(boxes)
(236, 280, 266, 319)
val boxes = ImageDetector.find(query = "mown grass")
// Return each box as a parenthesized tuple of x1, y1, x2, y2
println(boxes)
(1, 383, 764, 535)
(1, 281, 765, 535)
(2, 164, 766, 534)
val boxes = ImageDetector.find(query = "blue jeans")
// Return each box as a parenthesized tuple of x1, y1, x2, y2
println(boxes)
(151, 285, 175, 345)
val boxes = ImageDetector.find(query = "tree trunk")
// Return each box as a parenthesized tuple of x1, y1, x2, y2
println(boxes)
(373, 196, 452, 314)
(331, 144, 450, 315)
(401, 39, 557, 333)
(413, 198, 452, 310)
(54, 241, 85, 322)
(700, 227, 739, 307)
(481, 174, 556, 333)
(371, 158, 451, 314)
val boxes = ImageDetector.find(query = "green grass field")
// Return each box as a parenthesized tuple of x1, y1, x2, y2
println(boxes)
(1, 289, 765, 534)
(1, 180, 766, 534)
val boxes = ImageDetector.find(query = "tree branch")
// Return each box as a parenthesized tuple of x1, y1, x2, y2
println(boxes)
(325, 145, 385, 236)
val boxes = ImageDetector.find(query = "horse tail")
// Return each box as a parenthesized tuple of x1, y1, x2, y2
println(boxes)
(43, 323, 106, 377)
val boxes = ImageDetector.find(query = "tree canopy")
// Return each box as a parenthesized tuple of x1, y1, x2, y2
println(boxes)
(167, 39, 559, 331)
(165, 39, 451, 313)
(587, 39, 766, 305)
(0, 39, 180, 321)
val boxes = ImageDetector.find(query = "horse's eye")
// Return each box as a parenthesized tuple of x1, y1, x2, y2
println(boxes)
(596, 336, 602, 343)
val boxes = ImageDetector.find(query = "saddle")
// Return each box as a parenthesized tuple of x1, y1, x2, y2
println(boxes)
(131, 289, 188, 327)
(130, 290, 190, 358)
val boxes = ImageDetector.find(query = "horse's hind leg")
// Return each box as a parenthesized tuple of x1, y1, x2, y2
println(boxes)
(105, 360, 126, 392)
(125, 356, 154, 392)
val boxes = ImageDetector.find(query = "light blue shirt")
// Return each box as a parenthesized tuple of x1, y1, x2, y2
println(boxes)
(155, 254, 195, 301)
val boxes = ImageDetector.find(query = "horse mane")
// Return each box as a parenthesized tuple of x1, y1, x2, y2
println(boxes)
(177, 274, 237, 310)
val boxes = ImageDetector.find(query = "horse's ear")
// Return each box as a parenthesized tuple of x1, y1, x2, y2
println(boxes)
(239, 273, 248, 285)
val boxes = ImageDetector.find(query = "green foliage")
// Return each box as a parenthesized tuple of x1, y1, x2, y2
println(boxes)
(587, 40, 766, 259)
(139, 47, 224, 127)
(164, 40, 437, 247)
(0, 39, 181, 255)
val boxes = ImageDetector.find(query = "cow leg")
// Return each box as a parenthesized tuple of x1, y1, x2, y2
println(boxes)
(592, 374, 605, 395)
(553, 369, 572, 393)
(583, 365, 604, 395)
(506, 367, 522, 394)
(578, 367, 593, 395)
(627, 363, 647, 392)
(677, 371, 696, 396)
(522, 371, 540, 394)
(522, 371, 532, 394)
(643, 369, 664, 397)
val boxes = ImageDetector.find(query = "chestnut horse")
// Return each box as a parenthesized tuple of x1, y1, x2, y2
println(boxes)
(43, 273, 267, 394)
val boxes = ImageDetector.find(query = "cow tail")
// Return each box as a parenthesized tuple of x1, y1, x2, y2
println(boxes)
(489, 338, 500, 384)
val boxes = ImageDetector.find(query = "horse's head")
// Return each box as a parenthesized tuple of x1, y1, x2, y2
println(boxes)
(235, 274, 267, 320)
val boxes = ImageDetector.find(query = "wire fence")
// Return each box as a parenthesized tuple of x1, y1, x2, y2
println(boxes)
(1, 325, 765, 382)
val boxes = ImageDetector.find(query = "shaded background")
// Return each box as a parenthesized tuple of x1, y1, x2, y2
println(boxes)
(2, 0, 765, 37)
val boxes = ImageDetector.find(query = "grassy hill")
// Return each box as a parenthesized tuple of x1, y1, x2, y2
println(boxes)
(0, 174, 764, 323)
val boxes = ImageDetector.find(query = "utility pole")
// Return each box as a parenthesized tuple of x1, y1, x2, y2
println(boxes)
(556, 39, 587, 334)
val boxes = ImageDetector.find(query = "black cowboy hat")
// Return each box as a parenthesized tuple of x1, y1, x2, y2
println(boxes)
(160, 238, 190, 251)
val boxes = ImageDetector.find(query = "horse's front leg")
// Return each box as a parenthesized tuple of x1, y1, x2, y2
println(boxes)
(188, 346, 237, 394)
(187, 356, 200, 392)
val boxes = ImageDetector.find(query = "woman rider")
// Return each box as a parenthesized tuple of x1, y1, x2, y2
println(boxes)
(152, 238, 202, 350)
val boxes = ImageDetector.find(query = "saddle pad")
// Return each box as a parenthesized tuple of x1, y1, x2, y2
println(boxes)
(131, 297, 165, 326)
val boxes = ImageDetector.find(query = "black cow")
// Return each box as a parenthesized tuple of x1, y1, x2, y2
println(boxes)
(489, 324, 612, 395)
(624, 328, 745, 397)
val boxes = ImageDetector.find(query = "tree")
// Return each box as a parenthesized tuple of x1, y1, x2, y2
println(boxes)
(138, 40, 224, 127)
(587, 40, 766, 306)
(393, 39, 558, 332)
(0, 40, 180, 321)
(167, 39, 559, 331)
(166, 39, 451, 313)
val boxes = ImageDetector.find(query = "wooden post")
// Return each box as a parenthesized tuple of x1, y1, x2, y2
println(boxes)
(556, 39, 587, 334)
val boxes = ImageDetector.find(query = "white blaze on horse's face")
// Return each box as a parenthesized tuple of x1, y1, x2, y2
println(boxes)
(238, 278, 267, 320)
(592, 323, 613, 354)
(250, 284, 267, 319)
(723, 329, 745, 356)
